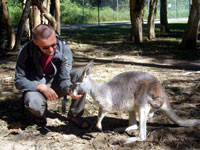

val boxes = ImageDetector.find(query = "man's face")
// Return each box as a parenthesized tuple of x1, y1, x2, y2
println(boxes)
(33, 31, 57, 56)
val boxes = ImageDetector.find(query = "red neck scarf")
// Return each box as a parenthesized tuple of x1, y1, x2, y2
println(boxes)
(40, 53, 54, 74)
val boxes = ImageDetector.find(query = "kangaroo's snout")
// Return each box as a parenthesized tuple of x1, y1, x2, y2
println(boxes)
(70, 82, 85, 95)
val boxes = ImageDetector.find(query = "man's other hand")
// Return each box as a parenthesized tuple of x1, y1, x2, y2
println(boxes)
(37, 84, 58, 101)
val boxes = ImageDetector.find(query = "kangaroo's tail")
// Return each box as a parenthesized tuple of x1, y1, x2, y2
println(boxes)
(160, 101, 200, 127)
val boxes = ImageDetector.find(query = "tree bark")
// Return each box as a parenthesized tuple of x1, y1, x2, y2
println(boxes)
(0, 1, 7, 50)
(55, 0, 60, 34)
(130, 0, 145, 43)
(13, 0, 32, 51)
(180, 0, 200, 50)
(33, 5, 41, 28)
(32, 0, 57, 30)
(1, 0, 15, 50)
(41, 0, 50, 24)
(147, 0, 158, 40)
(160, 0, 169, 33)
(23, 0, 31, 39)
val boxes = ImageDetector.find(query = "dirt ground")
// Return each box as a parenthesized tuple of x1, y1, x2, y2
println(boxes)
(0, 40, 200, 150)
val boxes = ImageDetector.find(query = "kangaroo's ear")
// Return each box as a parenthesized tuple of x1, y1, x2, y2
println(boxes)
(79, 60, 94, 81)
(85, 60, 94, 74)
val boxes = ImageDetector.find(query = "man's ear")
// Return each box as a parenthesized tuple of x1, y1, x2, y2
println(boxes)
(79, 60, 94, 81)
(33, 39, 39, 46)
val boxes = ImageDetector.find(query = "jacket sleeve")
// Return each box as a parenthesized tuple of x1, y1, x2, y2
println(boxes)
(58, 43, 73, 94)
(14, 43, 46, 91)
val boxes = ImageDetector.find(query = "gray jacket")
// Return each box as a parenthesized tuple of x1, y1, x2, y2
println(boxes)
(15, 37, 73, 93)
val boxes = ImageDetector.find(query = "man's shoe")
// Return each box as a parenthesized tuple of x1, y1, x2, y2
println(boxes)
(67, 113, 89, 129)
(35, 117, 47, 127)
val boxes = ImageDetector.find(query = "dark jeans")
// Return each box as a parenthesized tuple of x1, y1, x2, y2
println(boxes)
(24, 67, 86, 118)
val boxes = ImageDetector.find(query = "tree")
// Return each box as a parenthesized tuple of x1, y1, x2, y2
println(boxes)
(130, 0, 145, 43)
(22, 0, 31, 39)
(0, 1, 7, 51)
(13, 0, 60, 51)
(32, 5, 41, 27)
(55, 0, 60, 34)
(32, 0, 57, 29)
(160, 0, 169, 33)
(180, 0, 200, 50)
(147, 0, 158, 40)
(13, 0, 32, 51)
(1, 0, 15, 50)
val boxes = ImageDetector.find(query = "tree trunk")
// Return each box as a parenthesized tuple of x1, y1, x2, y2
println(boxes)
(0, 1, 7, 51)
(180, 0, 200, 50)
(160, 0, 169, 33)
(29, 8, 33, 37)
(147, 0, 158, 40)
(41, 0, 50, 24)
(13, 0, 32, 51)
(33, 5, 41, 28)
(130, 0, 145, 43)
(1, 0, 15, 50)
(23, 0, 31, 39)
(24, 18, 31, 39)
(32, 0, 57, 30)
(55, 0, 60, 34)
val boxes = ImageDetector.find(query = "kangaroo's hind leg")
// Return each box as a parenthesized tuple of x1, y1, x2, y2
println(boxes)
(114, 110, 138, 132)
(96, 106, 108, 131)
(119, 105, 151, 145)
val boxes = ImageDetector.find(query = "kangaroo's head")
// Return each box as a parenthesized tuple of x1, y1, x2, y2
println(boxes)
(70, 61, 94, 95)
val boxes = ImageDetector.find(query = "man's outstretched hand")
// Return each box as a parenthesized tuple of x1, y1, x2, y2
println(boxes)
(67, 88, 83, 99)
(37, 84, 83, 100)
(37, 84, 58, 101)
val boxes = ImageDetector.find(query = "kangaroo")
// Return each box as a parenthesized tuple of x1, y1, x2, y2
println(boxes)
(70, 61, 200, 145)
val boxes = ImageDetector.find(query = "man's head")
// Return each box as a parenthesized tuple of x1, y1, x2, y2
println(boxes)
(33, 24, 57, 56)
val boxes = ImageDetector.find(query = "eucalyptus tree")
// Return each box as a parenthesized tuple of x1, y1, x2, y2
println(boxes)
(129, 0, 145, 43)
(1, 0, 15, 50)
(14, 0, 60, 51)
(180, 0, 200, 50)
(13, 0, 32, 51)
(147, 0, 158, 40)
(160, 0, 169, 33)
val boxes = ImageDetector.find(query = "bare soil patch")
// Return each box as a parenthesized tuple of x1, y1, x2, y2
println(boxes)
(0, 39, 200, 150)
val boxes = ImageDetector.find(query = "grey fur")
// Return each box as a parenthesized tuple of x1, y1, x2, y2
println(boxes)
(71, 61, 200, 145)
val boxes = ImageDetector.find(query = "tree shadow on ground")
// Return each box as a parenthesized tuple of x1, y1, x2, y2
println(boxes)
(74, 57, 200, 71)
(0, 51, 18, 65)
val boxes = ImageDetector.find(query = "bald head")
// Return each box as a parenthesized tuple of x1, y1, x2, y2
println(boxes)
(32, 24, 55, 41)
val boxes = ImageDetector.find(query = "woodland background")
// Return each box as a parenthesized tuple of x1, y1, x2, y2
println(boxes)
(0, 0, 200, 149)
(0, 0, 199, 52)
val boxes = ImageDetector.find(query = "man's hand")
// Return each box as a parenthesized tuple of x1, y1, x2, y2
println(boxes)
(67, 89, 83, 99)
(37, 84, 58, 101)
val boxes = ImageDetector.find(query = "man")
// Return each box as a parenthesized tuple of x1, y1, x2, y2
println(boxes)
(15, 24, 88, 128)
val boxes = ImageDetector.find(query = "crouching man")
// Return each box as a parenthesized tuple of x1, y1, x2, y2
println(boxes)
(15, 24, 88, 128)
